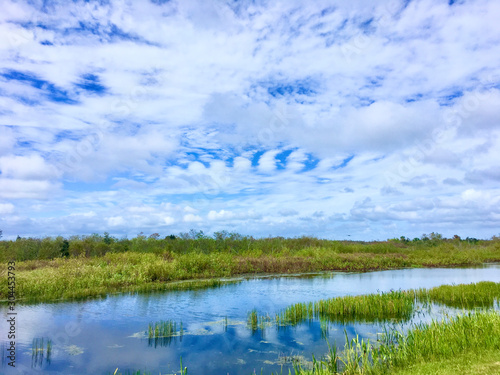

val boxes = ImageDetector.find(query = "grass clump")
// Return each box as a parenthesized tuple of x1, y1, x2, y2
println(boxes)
(147, 319, 184, 348)
(147, 319, 183, 339)
(275, 290, 415, 326)
(248, 309, 273, 332)
(416, 281, 500, 309)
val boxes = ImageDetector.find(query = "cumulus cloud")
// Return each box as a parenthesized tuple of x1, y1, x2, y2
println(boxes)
(0, 0, 499, 239)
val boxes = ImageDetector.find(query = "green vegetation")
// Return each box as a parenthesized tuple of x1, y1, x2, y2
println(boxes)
(147, 319, 183, 339)
(147, 319, 184, 348)
(251, 282, 499, 329)
(416, 281, 500, 309)
(1, 232, 499, 303)
(391, 349, 500, 375)
(0, 252, 242, 303)
(286, 311, 500, 374)
(248, 309, 273, 332)
(275, 290, 415, 325)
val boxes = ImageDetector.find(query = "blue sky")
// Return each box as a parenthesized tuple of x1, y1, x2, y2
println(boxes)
(1, 0, 500, 240)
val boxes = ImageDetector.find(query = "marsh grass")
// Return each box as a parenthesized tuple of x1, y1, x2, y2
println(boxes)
(372, 311, 500, 373)
(275, 290, 415, 326)
(0, 252, 242, 303)
(248, 309, 273, 333)
(287, 311, 500, 374)
(1, 235, 499, 304)
(147, 319, 183, 347)
(416, 281, 500, 309)
(260, 282, 500, 330)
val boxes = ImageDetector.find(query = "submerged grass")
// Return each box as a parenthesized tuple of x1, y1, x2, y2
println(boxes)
(31, 337, 52, 368)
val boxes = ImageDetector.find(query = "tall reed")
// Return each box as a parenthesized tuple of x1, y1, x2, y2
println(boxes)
(276, 290, 415, 326)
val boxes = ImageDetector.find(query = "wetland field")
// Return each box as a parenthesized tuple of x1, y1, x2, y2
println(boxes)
(1, 234, 499, 374)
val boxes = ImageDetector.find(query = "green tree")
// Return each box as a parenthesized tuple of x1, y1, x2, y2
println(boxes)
(60, 240, 70, 258)
(103, 232, 113, 245)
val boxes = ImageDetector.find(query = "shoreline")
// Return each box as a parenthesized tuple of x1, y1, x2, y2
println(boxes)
(1, 254, 499, 305)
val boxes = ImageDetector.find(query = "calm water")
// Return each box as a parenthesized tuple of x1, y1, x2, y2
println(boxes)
(1, 265, 499, 374)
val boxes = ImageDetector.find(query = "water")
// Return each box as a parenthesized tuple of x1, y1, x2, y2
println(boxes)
(1, 265, 499, 374)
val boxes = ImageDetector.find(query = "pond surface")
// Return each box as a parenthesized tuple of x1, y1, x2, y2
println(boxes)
(1, 265, 499, 374)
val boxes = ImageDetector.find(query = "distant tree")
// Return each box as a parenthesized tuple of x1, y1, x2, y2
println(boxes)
(229, 232, 244, 241)
(178, 232, 190, 239)
(429, 232, 443, 241)
(149, 233, 160, 240)
(465, 237, 479, 244)
(60, 240, 70, 257)
(188, 229, 206, 239)
(103, 232, 113, 245)
(16, 235, 21, 241)
(0, 229, 2, 239)
(165, 234, 177, 240)
(214, 230, 229, 241)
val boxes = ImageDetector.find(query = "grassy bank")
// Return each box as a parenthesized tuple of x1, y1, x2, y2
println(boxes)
(289, 310, 500, 375)
(1, 234, 499, 303)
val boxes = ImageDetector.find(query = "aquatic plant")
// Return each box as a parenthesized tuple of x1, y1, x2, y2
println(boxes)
(264, 282, 500, 330)
(146, 319, 183, 348)
(248, 310, 273, 333)
(287, 310, 500, 374)
(416, 281, 500, 309)
(31, 337, 52, 368)
(147, 319, 183, 338)
(275, 290, 415, 326)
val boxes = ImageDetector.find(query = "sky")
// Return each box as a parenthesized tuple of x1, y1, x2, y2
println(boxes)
(0, 0, 499, 241)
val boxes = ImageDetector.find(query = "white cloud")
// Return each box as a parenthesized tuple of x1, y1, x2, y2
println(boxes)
(163, 216, 175, 225)
(0, 0, 499, 239)
(257, 150, 279, 173)
(0, 202, 14, 214)
(0, 154, 60, 180)
(107, 216, 125, 227)
(183, 214, 202, 223)
(208, 210, 234, 221)
(0, 179, 61, 199)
